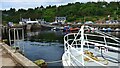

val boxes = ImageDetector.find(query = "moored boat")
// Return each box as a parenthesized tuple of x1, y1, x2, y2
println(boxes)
(62, 25, 120, 67)
(115, 28, 120, 32)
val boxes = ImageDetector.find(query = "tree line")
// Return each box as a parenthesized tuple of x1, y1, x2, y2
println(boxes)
(2, 1, 120, 24)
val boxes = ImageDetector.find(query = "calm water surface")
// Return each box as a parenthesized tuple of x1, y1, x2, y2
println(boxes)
(16, 30, 120, 66)
(18, 41, 64, 66)
(20, 30, 64, 66)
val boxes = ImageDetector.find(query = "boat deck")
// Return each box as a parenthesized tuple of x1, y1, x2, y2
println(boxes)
(63, 47, 119, 66)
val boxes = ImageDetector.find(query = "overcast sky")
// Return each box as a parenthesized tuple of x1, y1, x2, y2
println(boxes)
(0, 0, 119, 10)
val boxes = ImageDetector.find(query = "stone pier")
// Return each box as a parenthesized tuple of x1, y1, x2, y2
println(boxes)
(0, 42, 40, 68)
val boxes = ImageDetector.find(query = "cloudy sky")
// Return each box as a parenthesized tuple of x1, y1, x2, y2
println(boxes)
(0, 0, 119, 10)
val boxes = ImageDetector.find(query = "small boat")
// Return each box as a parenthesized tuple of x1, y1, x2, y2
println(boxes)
(102, 28, 107, 32)
(63, 25, 80, 33)
(107, 28, 112, 32)
(70, 27, 80, 32)
(115, 28, 120, 32)
(51, 27, 60, 31)
(62, 25, 120, 67)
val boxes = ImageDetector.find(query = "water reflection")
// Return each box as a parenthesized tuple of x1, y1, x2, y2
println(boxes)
(4, 28, 120, 66)
(19, 30, 64, 66)
(22, 31, 120, 66)
(26, 30, 64, 43)
(27, 31, 39, 37)
(15, 41, 64, 66)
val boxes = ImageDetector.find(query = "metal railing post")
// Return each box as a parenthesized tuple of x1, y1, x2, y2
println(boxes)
(9, 29, 11, 46)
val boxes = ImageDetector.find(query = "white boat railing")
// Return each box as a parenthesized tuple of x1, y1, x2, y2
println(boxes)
(63, 25, 120, 66)
(64, 39, 107, 66)
(64, 32, 120, 50)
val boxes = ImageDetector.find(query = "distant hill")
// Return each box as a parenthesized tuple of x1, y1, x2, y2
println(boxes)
(2, 1, 120, 24)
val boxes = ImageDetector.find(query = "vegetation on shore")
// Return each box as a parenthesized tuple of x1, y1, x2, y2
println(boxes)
(2, 1, 120, 24)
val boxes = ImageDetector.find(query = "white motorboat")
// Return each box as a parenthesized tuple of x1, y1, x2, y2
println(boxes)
(115, 28, 120, 32)
(62, 25, 120, 67)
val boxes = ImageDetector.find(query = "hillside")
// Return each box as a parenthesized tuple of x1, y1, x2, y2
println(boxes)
(2, 1, 120, 24)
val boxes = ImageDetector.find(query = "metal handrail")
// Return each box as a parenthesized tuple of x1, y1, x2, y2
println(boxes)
(64, 33, 120, 47)
(67, 46, 106, 66)
(63, 25, 120, 66)
(9, 28, 25, 54)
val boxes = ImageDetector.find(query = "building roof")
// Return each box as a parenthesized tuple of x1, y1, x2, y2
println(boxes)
(21, 18, 31, 22)
(106, 20, 120, 24)
(26, 21, 39, 24)
(55, 17, 66, 20)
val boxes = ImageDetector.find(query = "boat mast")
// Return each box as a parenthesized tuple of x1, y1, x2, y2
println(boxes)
(80, 25, 85, 66)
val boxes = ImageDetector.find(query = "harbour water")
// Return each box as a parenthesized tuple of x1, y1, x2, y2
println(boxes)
(17, 41, 64, 66)
(15, 30, 64, 66)
(3, 29, 120, 66)
(19, 30, 120, 66)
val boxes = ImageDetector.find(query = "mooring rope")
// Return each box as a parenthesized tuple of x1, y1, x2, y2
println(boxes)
(46, 60, 63, 64)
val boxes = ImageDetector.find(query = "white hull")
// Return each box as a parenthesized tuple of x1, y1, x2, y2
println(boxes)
(62, 48, 119, 66)
(62, 25, 120, 67)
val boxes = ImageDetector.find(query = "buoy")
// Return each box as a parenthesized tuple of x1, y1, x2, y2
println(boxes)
(34, 59, 47, 68)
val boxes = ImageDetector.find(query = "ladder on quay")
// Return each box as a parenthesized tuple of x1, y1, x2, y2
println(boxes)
(9, 28, 25, 54)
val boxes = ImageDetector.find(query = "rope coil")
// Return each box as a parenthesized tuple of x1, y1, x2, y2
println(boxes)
(84, 50, 109, 65)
